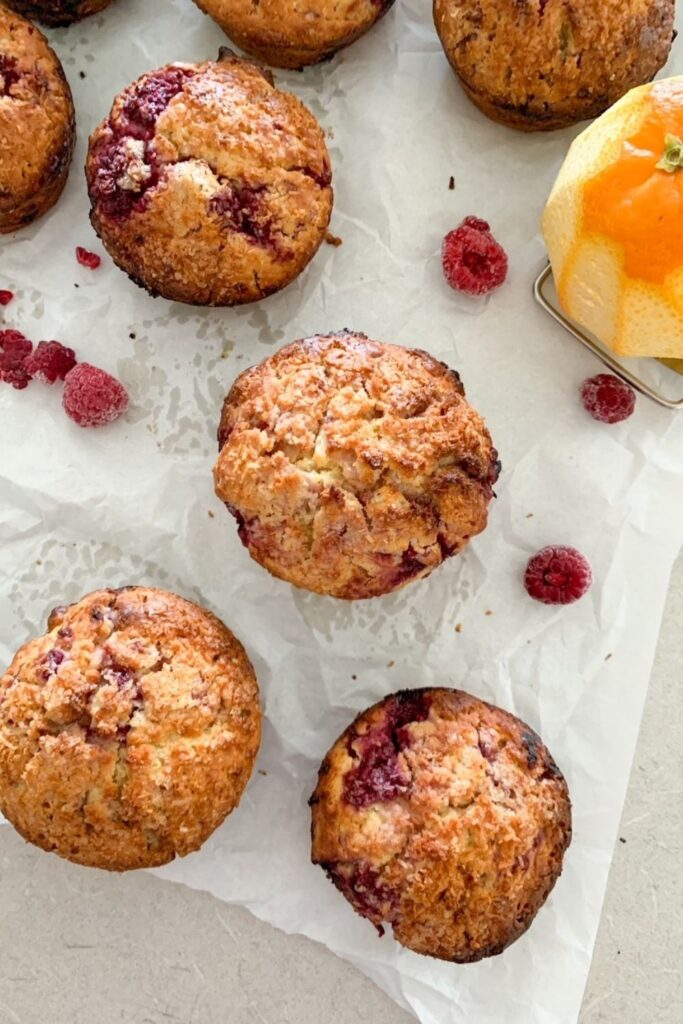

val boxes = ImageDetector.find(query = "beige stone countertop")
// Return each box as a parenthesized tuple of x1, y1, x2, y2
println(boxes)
(1, 553, 681, 1024)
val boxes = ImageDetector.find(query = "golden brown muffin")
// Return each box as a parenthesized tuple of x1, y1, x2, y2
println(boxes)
(0, 587, 261, 871)
(85, 50, 333, 306)
(0, 2, 75, 233)
(193, 0, 396, 70)
(214, 331, 500, 600)
(3, 0, 114, 26)
(433, 0, 675, 131)
(310, 688, 572, 962)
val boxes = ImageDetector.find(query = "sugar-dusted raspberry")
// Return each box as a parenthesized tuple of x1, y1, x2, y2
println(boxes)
(0, 290, 14, 306)
(75, 247, 102, 270)
(580, 374, 636, 424)
(24, 340, 78, 385)
(442, 217, 508, 296)
(62, 363, 129, 428)
(524, 546, 593, 606)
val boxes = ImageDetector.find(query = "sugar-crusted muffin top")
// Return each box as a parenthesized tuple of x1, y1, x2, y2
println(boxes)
(214, 331, 499, 599)
(194, 0, 396, 69)
(0, 587, 261, 870)
(86, 51, 333, 305)
(0, 4, 74, 209)
(434, 0, 675, 129)
(310, 688, 572, 962)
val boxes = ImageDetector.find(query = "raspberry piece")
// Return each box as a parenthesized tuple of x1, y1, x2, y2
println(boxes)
(62, 363, 129, 428)
(442, 217, 508, 296)
(0, 290, 14, 305)
(24, 340, 77, 384)
(1, 365, 31, 389)
(460, 215, 491, 233)
(580, 374, 636, 424)
(0, 329, 32, 386)
(524, 546, 593, 605)
(76, 247, 102, 270)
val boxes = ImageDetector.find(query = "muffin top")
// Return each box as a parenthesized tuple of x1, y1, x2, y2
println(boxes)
(3, 0, 114, 27)
(197, 0, 395, 68)
(86, 50, 333, 305)
(214, 331, 499, 599)
(434, 0, 675, 128)
(310, 688, 572, 962)
(0, 3, 74, 208)
(0, 587, 261, 870)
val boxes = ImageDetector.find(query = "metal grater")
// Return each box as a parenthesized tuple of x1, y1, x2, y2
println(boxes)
(533, 263, 683, 411)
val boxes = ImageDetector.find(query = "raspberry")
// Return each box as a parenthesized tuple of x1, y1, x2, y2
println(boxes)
(76, 247, 102, 270)
(524, 546, 593, 605)
(580, 374, 636, 424)
(0, 329, 32, 386)
(442, 217, 508, 296)
(0, 290, 14, 305)
(24, 340, 77, 384)
(62, 363, 129, 428)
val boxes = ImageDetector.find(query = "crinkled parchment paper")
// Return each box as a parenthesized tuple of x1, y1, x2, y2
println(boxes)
(2, 2, 683, 1022)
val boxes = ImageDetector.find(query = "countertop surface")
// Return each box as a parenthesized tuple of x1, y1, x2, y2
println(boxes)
(1, 553, 681, 1024)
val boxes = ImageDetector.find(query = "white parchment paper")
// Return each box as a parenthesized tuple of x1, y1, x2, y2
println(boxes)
(2, 2, 683, 1021)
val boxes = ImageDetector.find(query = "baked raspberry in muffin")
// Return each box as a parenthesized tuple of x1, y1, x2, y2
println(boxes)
(0, 3, 75, 233)
(193, 0, 396, 70)
(86, 50, 333, 305)
(0, 587, 261, 870)
(310, 688, 571, 962)
(3, 0, 115, 26)
(214, 331, 500, 600)
(433, 0, 675, 131)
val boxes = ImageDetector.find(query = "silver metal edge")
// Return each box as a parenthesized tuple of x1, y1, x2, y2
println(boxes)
(533, 264, 683, 411)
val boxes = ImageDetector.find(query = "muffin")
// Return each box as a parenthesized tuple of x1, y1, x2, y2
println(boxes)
(214, 331, 500, 600)
(310, 688, 572, 962)
(433, 0, 675, 131)
(544, 76, 683, 358)
(193, 0, 397, 70)
(3, 0, 115, 26)
(0, 586, 261, 870)
(0, 2, 75, 233)
(86, 50, 333, 306)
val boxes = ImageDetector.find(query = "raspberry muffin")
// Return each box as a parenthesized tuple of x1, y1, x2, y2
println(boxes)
(4, 0, 115, 25)
(433, 0, 675, 131)
(193, 0, 397, 70)
(310, 688, 572, 962)
(0, 3, 75, 233)
(0, 587, 261, 870)
(214, 331, 500, 600)
(86, 50, 333, 306)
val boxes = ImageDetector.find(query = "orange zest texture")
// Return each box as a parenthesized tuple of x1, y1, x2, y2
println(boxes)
(583, 81, 683, 284)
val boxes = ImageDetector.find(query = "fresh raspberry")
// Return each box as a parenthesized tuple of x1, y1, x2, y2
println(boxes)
(524, 546, 593, 605)
(24, 340, 77, 384)
(442, 217, 508, 296)
(580, 374, 636, 424)
(62, 363, 129, 428)
(75, 247, 102, 270)
(0, 289, 14, 305)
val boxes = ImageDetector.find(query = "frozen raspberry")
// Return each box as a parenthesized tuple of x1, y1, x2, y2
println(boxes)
(24, 340, 77, 384)
(1, 365, 31, 389)
(580, 374, 636, 424)
(442, 217, 508, 296)
(75, 247, 102, 270)
(62, 363, 129, 428)
(524, 546, 593, 606)
(0, 290, 14, 306)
